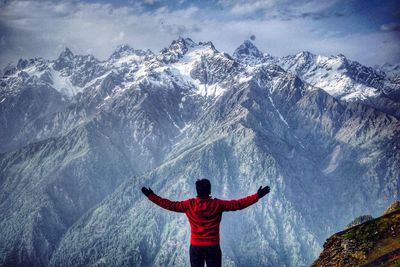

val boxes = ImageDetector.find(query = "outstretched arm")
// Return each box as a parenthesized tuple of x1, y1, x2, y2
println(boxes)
(142, 187, 188, 213)
(219, 185, 270, 212)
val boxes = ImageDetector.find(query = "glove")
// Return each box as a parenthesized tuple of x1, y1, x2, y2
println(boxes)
(257, 185, 270, 198)
(141, 187, 154, 197)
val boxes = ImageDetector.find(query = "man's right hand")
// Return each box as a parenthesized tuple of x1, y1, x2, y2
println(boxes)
(257, 185, 270, 198)
(141, 187, 154, 197)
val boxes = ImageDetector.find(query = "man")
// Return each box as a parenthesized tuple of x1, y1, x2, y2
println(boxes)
(142, 178, 270, 267)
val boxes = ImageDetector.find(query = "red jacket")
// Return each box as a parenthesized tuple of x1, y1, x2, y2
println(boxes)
(148, 193, 259, 246)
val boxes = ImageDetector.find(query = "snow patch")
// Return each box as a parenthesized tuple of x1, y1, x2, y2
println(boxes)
(268, 95, 289, 126)
(168, 45, 226, 97)
(165, 108, 181, 131)
(277, 53, 382, 102)
(179, 123, 191, 133)
(112, 54, 143, 67)
(84, 71, 112, 88)
(24, 65, 47, 77)
(322, 145, 341, 174)
(195, 83, 226, 97)
(339, 84, 379, 101)
(238, 75, 253, 84)
(50, 69, 83, 97)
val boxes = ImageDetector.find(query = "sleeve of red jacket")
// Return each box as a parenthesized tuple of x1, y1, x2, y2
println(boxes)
(148, 193, 189, 213)
(218, 193, 259, 212)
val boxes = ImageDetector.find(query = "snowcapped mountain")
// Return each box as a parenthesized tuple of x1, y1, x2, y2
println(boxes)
(233, 40, 264, 61)
(279, 52, 400, 112)
(0, 38, 399, 267)
(232, 41, 400, 118)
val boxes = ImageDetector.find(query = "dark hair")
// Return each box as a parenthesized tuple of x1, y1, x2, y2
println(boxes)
(195, 178, 211, 197)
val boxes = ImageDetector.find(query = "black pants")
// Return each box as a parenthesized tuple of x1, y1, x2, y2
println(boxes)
(189, 244, 222, 267)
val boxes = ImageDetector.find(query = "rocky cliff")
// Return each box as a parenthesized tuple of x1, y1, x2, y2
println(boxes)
(311, 202, 400, 267)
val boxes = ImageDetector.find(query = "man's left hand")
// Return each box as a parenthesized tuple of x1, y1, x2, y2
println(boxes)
(141, 187, 154, 197)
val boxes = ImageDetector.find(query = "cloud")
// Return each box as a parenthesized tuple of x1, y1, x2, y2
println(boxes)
(143, 0, 157, 4)
(0, 0, 399, 69)
(187, 14, 400, 67)
(112, 31, 125, 44)
(0, 1, 201, 65)
(229, 0, 274, 16)
(380, 22, 400, 32)
(224, 0, 342, 20)
(288, 0, 340, 15)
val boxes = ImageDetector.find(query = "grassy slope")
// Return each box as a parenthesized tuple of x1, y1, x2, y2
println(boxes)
(311, 209, 400, 267)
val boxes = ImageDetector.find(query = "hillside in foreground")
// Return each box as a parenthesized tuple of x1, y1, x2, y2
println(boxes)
(311, 201, 400, 267)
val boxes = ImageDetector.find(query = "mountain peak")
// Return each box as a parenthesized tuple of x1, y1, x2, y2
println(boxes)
(58, 47, 74, 61)
(173, 36, 197, 48)
(296, 51, 316, 60)
(169, 36, 198, 52)
(110, 44, 136, 59)
(233, 40, 262, 59)
(114, 44, 134, 53)
(158, 36, 199, 63)
(167, 36, 198, 53)
(53, 47, 76, 70)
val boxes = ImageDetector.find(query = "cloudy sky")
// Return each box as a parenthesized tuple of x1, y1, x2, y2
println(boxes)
(0, 0, 399, 69)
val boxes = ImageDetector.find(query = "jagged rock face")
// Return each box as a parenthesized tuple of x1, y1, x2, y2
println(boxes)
(0, 38, 399, 267)
(0, 74, 68, 152)
(0, 123, 133, 266)
(53, 48, 107, 88)
(233, 40, 263, 60)
(157, 37, 198, 64)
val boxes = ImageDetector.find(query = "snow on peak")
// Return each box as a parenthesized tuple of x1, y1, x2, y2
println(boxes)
(277, 52, 383, 101)
(53, 48, 76, 71)
(298, 50, 316, 57)
(174, 36, 197, 47)
(145, 40, 229, 98)
(58, 47, 75, 61)
(110, 44, 136, 59)
(294, 51, 317, 63)
(169, 36, 198, 53)
(232, 40, 271, 66)
(157, 37, 201, 63)
(107, 46, 154, 70)
(233, 40, 262, 59)
(49, 68, 83, 97)
(109, 44, 153, 60)
(15, 57, 47, 71)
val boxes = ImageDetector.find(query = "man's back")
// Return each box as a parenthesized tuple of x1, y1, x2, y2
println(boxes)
(142, 179, 270, 267)
(186, 197, 223, 246)
(148, 193, 259, 246)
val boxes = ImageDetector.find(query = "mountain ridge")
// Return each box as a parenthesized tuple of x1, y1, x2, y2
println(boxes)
(0, 37, 399, 267)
